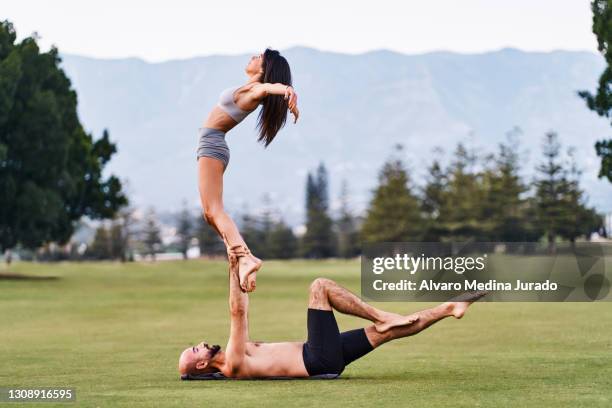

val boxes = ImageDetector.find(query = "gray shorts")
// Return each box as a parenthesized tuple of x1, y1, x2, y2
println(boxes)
(197, 127, 229, 169)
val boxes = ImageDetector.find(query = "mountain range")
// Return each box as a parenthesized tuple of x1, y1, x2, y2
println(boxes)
(59, 47, 612, 225)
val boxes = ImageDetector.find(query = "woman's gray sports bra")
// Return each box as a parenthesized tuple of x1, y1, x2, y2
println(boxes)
(217, 85, 255, 123)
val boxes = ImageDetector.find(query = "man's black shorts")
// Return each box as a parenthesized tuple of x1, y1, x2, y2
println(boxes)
(302, 308, 374, 376)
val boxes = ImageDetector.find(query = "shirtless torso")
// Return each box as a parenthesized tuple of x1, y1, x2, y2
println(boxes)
(221, 341, 308, 378)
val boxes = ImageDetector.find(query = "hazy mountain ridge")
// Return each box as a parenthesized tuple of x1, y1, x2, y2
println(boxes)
(59, 47, 612, 224)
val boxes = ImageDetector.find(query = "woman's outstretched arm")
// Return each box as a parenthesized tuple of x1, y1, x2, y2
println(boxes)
(250, 83, 299, 122)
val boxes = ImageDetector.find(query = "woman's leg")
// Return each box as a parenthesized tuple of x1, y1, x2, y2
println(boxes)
(198, 157, 261, 291)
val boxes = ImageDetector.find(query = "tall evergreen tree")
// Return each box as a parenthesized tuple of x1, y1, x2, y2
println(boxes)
(267, 220, 298, 259)
(258, 194, 275, 259)
(260, 194, 274, 236)
(240, 212, 267, 258)
(176, 202, 193, 260)
(196, 215, 224, 257)
(556, 148, 603, 243)
(109, 222, 125, 260)
(361, 149, 423, 243)
(302, 163, 336, 258)
(421, 149, 448, 241)
(116, 206, 136, 262)
(0, 21, 127, 251)
(482, 130, 538, 241)
(89, 225, 111, 260)
(439, 143, 485, 240)
(534, 132, 573, 251)
(579, 0, 612, 182)
(142, 208, 162, 260)
(336, 180, 360, 257)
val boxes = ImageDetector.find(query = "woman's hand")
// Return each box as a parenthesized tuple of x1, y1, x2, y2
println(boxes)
(290, 105, 299, 123)
(284, 86, 299, 123)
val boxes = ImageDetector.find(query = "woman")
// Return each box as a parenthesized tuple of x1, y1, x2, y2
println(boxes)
(197, 48, 299, 293)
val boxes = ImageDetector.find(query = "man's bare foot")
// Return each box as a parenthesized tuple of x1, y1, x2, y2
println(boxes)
(375, 312, 420, 333)
(445, 291, 488, 319)
(239, 254, 262, 292)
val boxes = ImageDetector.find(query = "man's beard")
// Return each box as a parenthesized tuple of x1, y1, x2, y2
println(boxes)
(209, 345, 221, 357)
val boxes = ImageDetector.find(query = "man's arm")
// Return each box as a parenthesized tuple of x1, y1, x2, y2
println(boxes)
(225, 250, 250, 375)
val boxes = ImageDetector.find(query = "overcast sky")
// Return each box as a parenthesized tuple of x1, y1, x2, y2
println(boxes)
(3, 0, 599, 61)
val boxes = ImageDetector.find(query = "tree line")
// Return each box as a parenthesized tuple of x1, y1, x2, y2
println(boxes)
(83, 129, 604, 261)
(361, 131, 602, 250)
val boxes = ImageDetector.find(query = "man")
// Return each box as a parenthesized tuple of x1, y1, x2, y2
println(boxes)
(178, 246, 485, 378)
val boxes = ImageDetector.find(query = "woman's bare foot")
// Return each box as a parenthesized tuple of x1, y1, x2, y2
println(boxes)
(245, 271, 257, 292)
(375, 312, 420, 333)
(238, 254, 262, 292)
(444, 291, 488, 318)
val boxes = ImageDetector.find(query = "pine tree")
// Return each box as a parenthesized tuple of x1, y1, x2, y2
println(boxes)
(142, 208, 162, 260)
(109, 222, 124, 260)
(483, 129, 536, 241)
(176, 202, 193, 260)
(258, 194, 275, 259)
(89, 225, 111, 260)
(421, 150, 448, 241)
(196, 215, 224, 257)
(240, 212, 266, 258)
(116, 206, 136, 262)
(557, 148, 603, 243)
(438, 143, 484, 240)
(534, 132, 572, 251)
(267, 221, 298, 259)
(302, 163, 336, 258)
(336, 180, 360, 258)
(361, 149, 424, 243)
(260, 194, 274, 236)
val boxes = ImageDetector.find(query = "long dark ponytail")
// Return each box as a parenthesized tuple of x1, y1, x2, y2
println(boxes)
(257, 48, 292, 147)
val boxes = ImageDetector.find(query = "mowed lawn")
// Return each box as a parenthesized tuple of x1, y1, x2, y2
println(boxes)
(1, 259, 611, 408)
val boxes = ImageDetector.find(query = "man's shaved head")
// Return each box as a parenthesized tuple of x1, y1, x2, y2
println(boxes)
(178, 341, 222, 376)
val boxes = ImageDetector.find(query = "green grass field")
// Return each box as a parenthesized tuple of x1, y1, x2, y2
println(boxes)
(1, 259, 611, 407)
